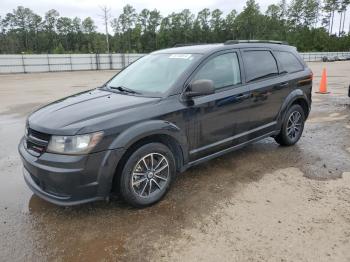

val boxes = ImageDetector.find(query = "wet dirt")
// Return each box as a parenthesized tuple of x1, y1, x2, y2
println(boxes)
(0, 64, 349, 261)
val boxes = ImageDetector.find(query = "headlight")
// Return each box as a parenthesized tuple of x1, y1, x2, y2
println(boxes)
(47, 131, 103, 155)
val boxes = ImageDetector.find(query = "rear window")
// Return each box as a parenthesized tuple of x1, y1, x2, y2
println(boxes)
(275, 51, 304, 73)
(242, 50, 278, 82)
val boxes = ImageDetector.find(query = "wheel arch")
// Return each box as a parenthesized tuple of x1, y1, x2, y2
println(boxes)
(109, 120, 188, 193)
(276, 89, 310, 130)
(290, 98, 310, 118)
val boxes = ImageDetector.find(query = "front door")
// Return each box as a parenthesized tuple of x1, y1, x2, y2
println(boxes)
(186, 51, 252, 161)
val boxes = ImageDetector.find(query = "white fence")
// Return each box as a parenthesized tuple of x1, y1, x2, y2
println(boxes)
(0, 53, 145, 74)
(300, 51, 350, 62)
(0, 51, 350, 74)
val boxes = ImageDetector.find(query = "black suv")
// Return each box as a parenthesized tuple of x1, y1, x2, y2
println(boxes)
(19, 41, 312, 207)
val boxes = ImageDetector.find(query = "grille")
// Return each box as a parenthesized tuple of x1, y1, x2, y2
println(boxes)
(25, 128, 50, 156)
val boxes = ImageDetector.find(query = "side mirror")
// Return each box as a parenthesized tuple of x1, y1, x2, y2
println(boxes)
(186, 79, 215, 98)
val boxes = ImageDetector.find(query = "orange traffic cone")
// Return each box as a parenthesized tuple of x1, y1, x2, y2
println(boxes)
(316, 68, 330, 94)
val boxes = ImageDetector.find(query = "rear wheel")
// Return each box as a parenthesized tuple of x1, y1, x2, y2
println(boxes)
(119, 143, 176, 207)
(274, 104, 305, 146)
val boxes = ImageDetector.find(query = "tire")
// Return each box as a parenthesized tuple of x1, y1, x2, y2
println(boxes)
(119, 142, 176, 207)
(274, 104, 305, 146)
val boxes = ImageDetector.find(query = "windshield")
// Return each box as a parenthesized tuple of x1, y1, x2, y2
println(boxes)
(106, 53, 202, 96)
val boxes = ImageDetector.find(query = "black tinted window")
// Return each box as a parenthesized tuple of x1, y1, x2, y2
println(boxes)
(242, 51, 278, 82)
(275, 51, 304, 73)
(193, 53, 241, 89)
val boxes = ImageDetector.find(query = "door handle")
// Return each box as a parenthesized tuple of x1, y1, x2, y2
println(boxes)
(236, 93, 251, 100)
(275, 82, 289, 89)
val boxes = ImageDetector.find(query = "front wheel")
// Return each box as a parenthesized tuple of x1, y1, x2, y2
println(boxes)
(274, 104, 305, 146)
(119, 143, 176, 207)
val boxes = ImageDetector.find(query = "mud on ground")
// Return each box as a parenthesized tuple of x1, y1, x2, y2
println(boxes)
(0, 63, 349, 262)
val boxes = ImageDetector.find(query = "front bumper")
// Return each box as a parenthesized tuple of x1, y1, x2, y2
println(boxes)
(18, 138, 124, 206)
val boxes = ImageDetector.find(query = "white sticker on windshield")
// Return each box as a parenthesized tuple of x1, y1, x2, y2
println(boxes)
(169, 54, 192, 59)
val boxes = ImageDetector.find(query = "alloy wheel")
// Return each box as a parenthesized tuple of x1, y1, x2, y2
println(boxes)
(287, 111, 302, 140)
(131, 153, 170, 198)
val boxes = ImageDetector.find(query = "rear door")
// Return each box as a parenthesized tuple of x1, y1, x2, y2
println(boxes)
(241, 49, 288, 138)
(273, 50, 309, 97)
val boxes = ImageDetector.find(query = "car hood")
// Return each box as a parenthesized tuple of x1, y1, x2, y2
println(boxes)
(28, 89, 160, 135)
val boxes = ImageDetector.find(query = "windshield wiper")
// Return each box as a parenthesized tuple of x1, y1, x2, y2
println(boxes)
(108, 85, 141, 95)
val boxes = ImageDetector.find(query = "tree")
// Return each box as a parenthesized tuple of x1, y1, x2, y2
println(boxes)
(167, 12, 182, 44)
(56, 17, 73, 50)
(288, 0, 305, 27)
(197, 8, 211, 42)
(30, 14, 43, 51)
(180, 9, 195, 43)
(111, 17, 121, 34)
(4, 6, 39, 51)
(56, 17, 73, 35)
(235, 0, 262, 39)
(210, 9, 224, 41)
(303, 0, 320, 28)
(148, 10, 161, 34)
(45, 9, 59, 52)
(82, 17, 96, 34)
(0, 16, 3, 33)
(278, 0, 288, 20)
(99, 6, 111, 53)
(118, 4, 137, 51)
(266, 4, 282, 19)
(81, 17, 96, 52)
(265, 4, 286, 39)
(72, 17, 81, 33)
(2, 2, 350, 54)
(225, 9, 237, 39)
(139, 9, 150, 33)
(148, 9, 162, 49)
(338, 0, 350, 35)
(53, 42, 65, 53)
(323, 0, 339, 34)
(158, 16, 171, 47)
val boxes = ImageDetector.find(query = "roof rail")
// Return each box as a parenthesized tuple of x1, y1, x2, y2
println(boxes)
(224, 40, 289, 45)
(173, 43, 208, 47)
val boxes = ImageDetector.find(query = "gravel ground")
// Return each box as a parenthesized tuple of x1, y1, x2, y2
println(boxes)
(0, 62, 349, 262)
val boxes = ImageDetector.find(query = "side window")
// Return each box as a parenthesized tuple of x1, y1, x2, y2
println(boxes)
(242, 50, 278, 82)
(193, 53, 241, 89)
(275, 51, 304, 73)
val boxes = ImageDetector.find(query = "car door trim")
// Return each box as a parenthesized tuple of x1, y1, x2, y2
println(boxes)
(189, 121, 276, 155)
(186, 129, 277, 169)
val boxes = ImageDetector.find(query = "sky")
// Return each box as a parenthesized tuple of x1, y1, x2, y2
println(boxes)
(0, 0, 347, 34)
